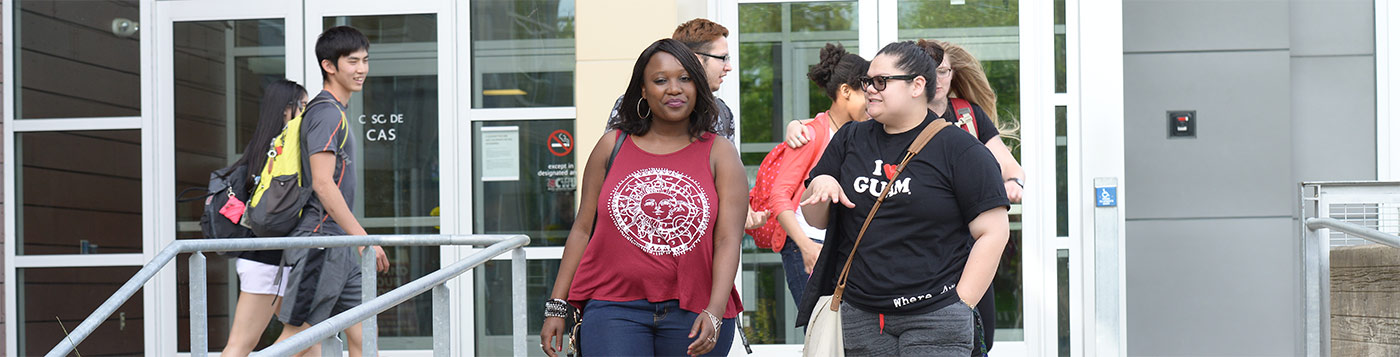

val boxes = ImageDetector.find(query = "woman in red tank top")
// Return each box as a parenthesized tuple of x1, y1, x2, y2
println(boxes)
(540, 38, 746, 357)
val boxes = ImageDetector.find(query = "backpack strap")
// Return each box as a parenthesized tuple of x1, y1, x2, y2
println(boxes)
(589, 131, 628, 241)
(298, 98, 347, 188)
(830, 120, 952, 309)
(950, 98, 978, 139)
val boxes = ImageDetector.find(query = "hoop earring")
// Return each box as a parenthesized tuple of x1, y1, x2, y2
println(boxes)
(636, 98, 652, 119)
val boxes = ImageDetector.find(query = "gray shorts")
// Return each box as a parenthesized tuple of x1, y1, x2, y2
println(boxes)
(278, 230, 363, 326)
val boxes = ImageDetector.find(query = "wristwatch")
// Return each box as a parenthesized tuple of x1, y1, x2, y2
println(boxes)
(1007, 177, 1024, 188)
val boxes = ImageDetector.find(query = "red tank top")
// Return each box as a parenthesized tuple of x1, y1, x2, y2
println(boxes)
(568, 132, 743, 318)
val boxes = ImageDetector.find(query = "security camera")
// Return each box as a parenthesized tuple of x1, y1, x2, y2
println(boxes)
(111, 18, 139, 38)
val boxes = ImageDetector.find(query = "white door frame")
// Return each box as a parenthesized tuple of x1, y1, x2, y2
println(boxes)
(302, 0, 457, 354)
(1378, 0, 1399, 181)
(153, 1, 306, 354)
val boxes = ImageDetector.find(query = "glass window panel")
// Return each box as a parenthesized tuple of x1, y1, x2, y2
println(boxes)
(472, 120, 577, 247)
(996, 212, 1024, 339)
(18, 130, 140, 255)
(736, 1, 858, 344)
(471, 0, 575, 108)
(740, 245, 800, 344)
(1057, 249, 1070, 356)
(1055, 0, 1067, 93)
(738, 1, 858, 164)
(1056, 106, 1068, 237)
(323, 14, 443, 349)
(898, 0, 1018, 28)
(170, 18, 286, 352)
(16, 0, 140, 119)
(19, 267, 143, 356)
(474, 259, 570, 356)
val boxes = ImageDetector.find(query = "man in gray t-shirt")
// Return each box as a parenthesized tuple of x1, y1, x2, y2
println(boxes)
(275, 26, 388, 357)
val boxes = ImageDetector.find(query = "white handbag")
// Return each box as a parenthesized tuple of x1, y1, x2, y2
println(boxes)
(801, 121, 949, 357)
(803, 295, 844, 356)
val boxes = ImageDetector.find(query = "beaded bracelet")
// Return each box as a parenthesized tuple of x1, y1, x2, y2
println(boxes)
(544, 298, 571, 319)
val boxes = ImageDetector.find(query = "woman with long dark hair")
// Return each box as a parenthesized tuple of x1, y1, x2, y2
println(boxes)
(540, 38, 745, 357)
(797, 41, 1010, 355)
(222, 79, 307, 357)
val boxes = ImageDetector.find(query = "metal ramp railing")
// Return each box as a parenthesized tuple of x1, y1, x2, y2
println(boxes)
(46, 234, 531, 357)
(1300, 181, 1400, 357)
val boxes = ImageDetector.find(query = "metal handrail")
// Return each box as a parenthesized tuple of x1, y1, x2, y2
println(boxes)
(47, 234, 531, 357)
(1305, 218, 1400, 248)
(1301, 218, 1400, 357)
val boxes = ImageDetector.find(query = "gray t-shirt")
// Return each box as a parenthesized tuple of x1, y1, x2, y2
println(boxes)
(607, 94, 735, 142)
(296, 90, 357, 234)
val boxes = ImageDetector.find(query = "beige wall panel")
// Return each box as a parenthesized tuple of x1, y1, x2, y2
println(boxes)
(576, 0, 678, 62)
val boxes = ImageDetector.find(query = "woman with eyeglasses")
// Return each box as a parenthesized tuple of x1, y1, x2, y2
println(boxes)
(795, 41, 1010, 356)
(221, 79, 307, 357)
(918, 38, 1026, 354)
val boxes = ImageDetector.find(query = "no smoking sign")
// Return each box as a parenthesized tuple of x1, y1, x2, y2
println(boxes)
(548, 129, 573, 157)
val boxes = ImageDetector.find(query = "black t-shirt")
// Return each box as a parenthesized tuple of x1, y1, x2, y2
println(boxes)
(806, 110, 1008, 315)
(940, 98, 998, 144)
(295, 90, 357, 234)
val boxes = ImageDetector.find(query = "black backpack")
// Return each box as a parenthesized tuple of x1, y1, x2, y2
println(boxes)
(180, 164, 255, 239)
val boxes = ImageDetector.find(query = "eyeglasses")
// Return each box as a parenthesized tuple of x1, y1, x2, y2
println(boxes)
(288, 100, 308, 114)
(936, 67, 954, 78)
(860, 74, 919, 92)
(697, 52, 730, 63)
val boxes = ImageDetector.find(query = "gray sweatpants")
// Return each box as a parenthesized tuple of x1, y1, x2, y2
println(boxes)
(278, 230, 363, 326)
(840, 301, 974, 356)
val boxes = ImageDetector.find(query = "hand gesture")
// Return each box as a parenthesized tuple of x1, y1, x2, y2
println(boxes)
(799, 175, 853, 208)
(745, 208, 770, 230)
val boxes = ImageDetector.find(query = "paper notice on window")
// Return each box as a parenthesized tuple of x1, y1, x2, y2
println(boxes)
(480, 126, 520, 181)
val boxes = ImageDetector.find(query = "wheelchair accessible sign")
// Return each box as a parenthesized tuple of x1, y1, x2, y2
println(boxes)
(1096, 187, 1117, 207)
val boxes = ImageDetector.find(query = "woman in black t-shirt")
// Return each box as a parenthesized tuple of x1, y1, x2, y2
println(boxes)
(796, 41, 1010, 356)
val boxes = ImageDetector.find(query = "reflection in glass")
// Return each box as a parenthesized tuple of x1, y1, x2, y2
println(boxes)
(475, 260, 573, 356)
(324, 14, 443, 349)
(1055, 0, 1067, 93)
(472, 120, 577, 247)
(1057, 106, 1068, 237)
(17, 0, 140, 118)
(738, 1, 858, 164)
(471, 0, 576, 108)
(1057, 249, 1070, 356)
(170, 18, 287, 351)
(737, 1, 858, 344)
(19, 267, 143, 355)
(19, 131, 141, 255)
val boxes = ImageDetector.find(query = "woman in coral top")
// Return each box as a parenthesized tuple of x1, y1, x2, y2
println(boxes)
(752, 43, 869, 304)
(540, 38, 745, 357)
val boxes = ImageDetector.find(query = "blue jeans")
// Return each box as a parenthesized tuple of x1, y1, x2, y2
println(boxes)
(780, 236, 823, 304)
(580, 299, 735, 356)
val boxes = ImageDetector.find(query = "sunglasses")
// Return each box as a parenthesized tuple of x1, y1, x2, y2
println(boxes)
(860, 74, 919, 92)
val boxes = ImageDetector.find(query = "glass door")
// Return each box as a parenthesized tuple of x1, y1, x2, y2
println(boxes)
(304, 0, 454, 351)
(156, 0, 304, 353)
(718, 0, 878, 354)
(719, 0, 1061, 355)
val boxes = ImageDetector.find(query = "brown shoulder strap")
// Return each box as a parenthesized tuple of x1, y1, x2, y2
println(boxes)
(829, 120, 951, 310)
